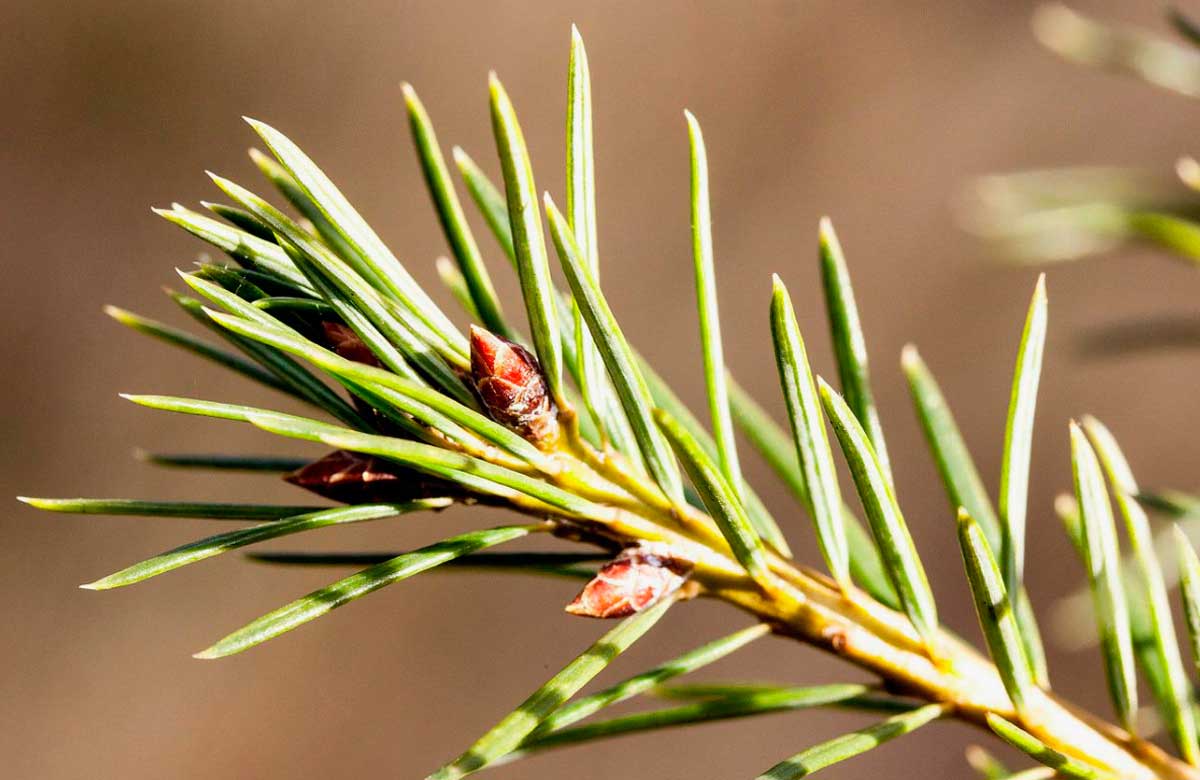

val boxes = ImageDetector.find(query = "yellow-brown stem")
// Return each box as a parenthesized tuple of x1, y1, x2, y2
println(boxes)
(707, 557, 1196, 780)
(534, 421, 1196, 778)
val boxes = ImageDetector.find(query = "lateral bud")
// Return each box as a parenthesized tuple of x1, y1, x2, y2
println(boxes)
(470, 325, 559, 449)
(285, 450, 462, 504)
(320, 321, 382, 367)
(565, 542, 694, 619)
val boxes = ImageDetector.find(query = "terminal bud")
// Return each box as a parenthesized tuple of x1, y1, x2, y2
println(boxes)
(470, 325, 559, 448)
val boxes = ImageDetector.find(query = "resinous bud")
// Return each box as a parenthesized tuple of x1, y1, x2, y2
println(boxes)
(566, 542, 693, 619)
(321, 321, 382, 367)
(470, 325, 559, 449)
(285, 450, 460, 504)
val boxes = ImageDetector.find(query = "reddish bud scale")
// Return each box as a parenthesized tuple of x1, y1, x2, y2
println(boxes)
(316, 322, 404, 432)
(469, 326, 559, 449)
(285, 450, 462, 504)
(321, 321, 382, 367)
(566, 543, 693, 619)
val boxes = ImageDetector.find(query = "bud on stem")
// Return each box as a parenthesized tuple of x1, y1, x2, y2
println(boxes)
(321, 321, 382, 367)
(566, 542, 693, 618)
(470, 325, 560, 449)
(285, 450, 464, 504)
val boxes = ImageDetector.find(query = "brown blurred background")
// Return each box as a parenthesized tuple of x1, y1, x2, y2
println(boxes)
(3, 1, 1199, 778)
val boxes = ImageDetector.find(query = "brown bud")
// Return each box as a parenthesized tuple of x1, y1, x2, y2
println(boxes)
(470, 325, 559, 449)
(316, 322, 406, 431)
(321, 321, 382, 367)
(285, 450, 461, 504)
(565, 543, 693, 619)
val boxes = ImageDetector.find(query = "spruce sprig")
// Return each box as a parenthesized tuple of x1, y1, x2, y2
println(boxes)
(21, 22, 1200, 780)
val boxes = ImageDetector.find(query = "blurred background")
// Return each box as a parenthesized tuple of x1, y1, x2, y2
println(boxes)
(2, 1, 1198, 777)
